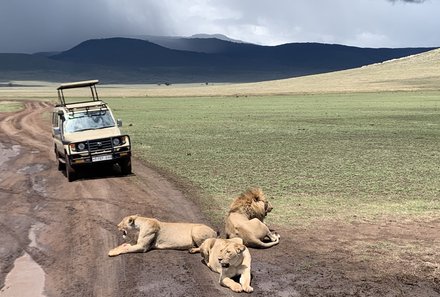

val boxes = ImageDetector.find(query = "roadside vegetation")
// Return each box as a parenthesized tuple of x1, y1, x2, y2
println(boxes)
(107, 91, 440, 226)
(0, 101, 23, 112)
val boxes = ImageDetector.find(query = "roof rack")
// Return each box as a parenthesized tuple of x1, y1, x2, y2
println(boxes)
(57, 80, 100, 106)
(65, 101, 109, 117)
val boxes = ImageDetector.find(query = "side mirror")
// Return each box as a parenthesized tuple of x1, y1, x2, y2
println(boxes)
(117, 119, 123, 127)
(53, 127, 61, 136)
(57, 110, 65, 121)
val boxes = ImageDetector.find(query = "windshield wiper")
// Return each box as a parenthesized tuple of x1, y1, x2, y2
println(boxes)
(74, 128, 93, 132)
(95, 125, 115, 129)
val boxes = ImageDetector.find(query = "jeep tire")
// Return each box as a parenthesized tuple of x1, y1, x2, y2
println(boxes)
(66, 160, 77, 182)
(119, 158, 132, 175)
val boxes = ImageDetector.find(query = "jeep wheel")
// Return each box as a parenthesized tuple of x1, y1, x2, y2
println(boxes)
(120, 158, 132, 175)
(66, 161, 77, 182)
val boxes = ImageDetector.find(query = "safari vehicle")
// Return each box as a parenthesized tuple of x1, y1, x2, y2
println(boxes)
(52, 80, 131, 182)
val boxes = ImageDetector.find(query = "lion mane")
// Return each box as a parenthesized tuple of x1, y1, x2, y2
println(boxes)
(228, 187, 271, 221)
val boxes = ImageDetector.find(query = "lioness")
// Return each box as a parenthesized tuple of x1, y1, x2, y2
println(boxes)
(108, 215, 217, 256)
(225, 188, 280, 248)
(190, 238, 253, 293)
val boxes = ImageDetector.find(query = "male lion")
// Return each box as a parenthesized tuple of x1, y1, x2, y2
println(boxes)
(108, 215, 217, 256)
(189, 238, 253, 293)
(225, 187, 280, 248)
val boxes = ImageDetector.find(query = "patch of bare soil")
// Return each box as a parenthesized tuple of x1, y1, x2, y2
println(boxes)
(0, 101, 439, 296)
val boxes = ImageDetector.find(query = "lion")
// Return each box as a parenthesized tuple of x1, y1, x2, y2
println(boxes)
(108, 215, 217, 257)
(189, 237, 253, 293)
(224, 187, 280, 248)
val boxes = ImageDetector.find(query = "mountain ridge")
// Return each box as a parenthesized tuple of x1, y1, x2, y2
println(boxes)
(0, 35, 436, 83)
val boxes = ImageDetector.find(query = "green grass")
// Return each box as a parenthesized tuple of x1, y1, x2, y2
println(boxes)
(106, 91, 440, 226)
(0, 101, 24, 112)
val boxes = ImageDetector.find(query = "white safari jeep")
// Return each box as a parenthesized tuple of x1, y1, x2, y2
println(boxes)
(52, 80, 132, 182)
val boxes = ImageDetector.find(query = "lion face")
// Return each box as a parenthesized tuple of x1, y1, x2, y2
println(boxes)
(217, 243, 246, 268)
(254, 195, 273, 215)
(117, 215, 139, 239)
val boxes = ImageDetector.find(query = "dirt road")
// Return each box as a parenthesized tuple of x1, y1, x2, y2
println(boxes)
(1, 101, 439, 296)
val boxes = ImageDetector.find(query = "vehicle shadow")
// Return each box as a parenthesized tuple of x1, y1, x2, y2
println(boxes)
(62, 163, 134, 181)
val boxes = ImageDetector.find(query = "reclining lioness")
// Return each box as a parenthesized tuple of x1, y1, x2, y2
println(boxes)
(190, 238, 253, 293)
(108, 215, 217, 256)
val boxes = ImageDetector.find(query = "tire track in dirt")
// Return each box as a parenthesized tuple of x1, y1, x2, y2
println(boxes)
(0, 101, 51, 151)
(3, 100, 440, 297)
(0, 101, 229, 296)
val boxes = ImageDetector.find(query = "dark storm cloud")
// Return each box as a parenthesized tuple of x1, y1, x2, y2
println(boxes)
(0, 0, 171, 53)
(0, 0, 439, 53)
(169, 0, 439, 48)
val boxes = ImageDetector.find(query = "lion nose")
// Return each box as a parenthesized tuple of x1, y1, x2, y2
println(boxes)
(266, 203, 273, 212)
(218, 258, 229, 267)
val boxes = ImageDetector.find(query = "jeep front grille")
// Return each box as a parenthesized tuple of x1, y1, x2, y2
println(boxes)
(88, 138, 113, 151)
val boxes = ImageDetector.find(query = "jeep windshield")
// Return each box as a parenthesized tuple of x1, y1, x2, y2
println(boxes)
(64, 110, 115, 133)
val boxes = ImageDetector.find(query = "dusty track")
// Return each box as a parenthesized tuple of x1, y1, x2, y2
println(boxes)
(0, 101, 439, 296)
(0, 101, 225, 296)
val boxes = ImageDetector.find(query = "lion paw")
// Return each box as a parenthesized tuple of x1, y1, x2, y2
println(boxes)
(108, 248, 120, 257)
(242, 285, 254, 293)
(230, 283, 243, 293)
(188, 247, 200, 254)
(268, 231, 280, 242)
(108, 243, 131, 256)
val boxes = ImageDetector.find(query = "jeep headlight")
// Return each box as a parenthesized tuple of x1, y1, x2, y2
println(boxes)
(77, 143, 86, 151)
(122, 135, 129, 145)
(112, 138, 120, 146)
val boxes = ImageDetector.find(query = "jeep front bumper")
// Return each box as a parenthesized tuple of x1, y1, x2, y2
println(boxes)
(65, 135, 131, 165)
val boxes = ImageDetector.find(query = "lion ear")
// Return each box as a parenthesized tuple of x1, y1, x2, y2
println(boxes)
(128, 215, 137, 226)
(251, 187, 263, 199)
(235, 244, 246, 254)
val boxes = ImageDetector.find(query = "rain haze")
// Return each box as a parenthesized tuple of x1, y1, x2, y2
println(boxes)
(0, 0, 439, 53)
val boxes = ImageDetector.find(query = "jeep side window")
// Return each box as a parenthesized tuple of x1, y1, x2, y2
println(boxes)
(58, 114, 64, 129)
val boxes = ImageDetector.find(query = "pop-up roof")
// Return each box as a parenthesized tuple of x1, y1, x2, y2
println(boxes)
(57, 80, 100, 106)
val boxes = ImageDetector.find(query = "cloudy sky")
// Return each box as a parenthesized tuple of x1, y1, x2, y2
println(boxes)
(0, 0, 439, 53)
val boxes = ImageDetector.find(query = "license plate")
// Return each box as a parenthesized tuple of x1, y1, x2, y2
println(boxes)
(92, 155, 113, 162)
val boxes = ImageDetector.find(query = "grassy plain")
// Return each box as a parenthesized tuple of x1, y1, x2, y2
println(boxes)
(1, 49, 439, 226)
(0, 101, 23, 112)
(1, 51, 439, 295)
(0, 48, 439, 99)
(107, 91, 440, 225)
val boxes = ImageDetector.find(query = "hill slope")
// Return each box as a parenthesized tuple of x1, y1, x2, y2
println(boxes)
(140, 48, 440, 97)
(51, 38, 225, 67)
(0, 36, 436, 83)
(52, 37, 433, 73)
